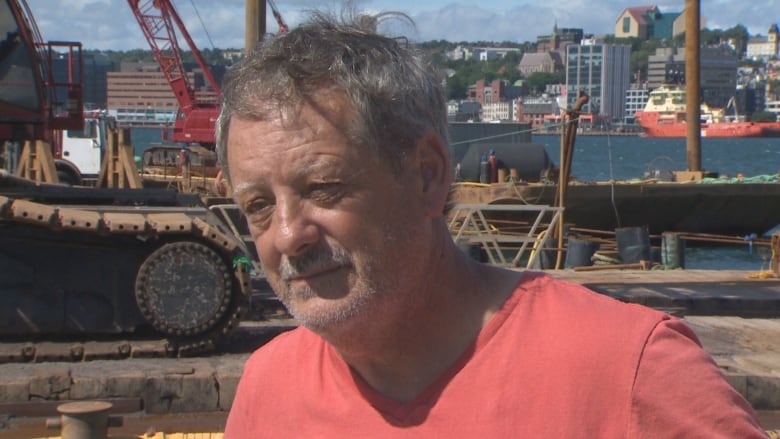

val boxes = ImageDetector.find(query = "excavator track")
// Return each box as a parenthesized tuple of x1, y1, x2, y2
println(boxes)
(0, 295, 290, 364)
(0, 176, 256, 363)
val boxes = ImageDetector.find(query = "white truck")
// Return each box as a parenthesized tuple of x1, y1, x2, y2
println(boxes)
(55, 114, 113, 185)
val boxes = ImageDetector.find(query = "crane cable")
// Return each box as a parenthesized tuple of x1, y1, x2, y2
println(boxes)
(175, 0, 217, 50)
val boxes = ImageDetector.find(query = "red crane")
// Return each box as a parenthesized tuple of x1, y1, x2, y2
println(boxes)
(0, 0, 84, 144)
(268, 0, 289, 34)
(127, 0, 221, 147)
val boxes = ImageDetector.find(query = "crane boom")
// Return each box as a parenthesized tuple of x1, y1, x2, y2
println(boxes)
(267, 0, 289, 34)
(127, 0, 219, 146)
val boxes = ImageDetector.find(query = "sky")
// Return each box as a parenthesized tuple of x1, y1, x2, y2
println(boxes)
(27, 0, 780, 51)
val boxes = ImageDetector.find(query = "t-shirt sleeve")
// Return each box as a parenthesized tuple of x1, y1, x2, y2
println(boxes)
(627, 317, 767, 438)
(224, 350, 266, 438)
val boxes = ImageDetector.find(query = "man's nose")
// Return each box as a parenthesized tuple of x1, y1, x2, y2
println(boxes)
(271, 197, 320, 256)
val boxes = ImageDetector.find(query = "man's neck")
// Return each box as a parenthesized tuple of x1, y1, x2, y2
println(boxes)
(321, 246, 522, 403)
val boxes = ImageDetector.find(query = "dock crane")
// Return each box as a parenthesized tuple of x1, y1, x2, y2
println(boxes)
(268, 0, 289, 34)
(127, 0, 221, 147)
(127, 0, 289, 148)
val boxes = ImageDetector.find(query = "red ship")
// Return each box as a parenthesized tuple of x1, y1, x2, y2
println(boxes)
(634, 85, 780, 138)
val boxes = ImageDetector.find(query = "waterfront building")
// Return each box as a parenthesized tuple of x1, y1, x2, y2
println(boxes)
(106, 61, 218, 127)
(624, 84, 649, 124)
(107, 69, 180, 126)
(481, 101, 513, 122)
(514, 97, 558, 130)
(646, 46, 737, 108)
(447, 101, 481, 122)
(565, 44, 631, 122)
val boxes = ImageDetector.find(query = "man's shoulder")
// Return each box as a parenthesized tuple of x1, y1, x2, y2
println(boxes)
(243, 326, 323, 374)
(516, 270, 668, 332)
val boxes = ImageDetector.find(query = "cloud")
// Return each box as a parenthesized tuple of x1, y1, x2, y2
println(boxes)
(25, 0, 780, 50)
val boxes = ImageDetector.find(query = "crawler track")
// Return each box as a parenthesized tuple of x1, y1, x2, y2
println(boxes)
(0, 177, 256, 362)
(0, 294, 290, 364)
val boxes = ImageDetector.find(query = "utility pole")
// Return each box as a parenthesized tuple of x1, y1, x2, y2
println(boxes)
(245, 0, 266, 54)
(685, 0, 701, 171)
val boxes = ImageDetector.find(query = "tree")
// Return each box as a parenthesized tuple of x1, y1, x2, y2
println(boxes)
(723, 25, 749, 57)
(523, 71, 565, 94)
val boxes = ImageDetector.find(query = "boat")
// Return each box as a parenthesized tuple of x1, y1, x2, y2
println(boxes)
(634, 84, 780, 138)
(448, 118, 780, 238)
(449, 178, 780, 237)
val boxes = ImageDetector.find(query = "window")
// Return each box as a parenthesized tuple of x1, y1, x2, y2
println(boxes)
(623, 17, 631, 33)
(67, 120, 97, 139)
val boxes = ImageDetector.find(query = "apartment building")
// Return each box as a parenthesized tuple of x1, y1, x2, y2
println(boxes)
(565, 43, 631, 121)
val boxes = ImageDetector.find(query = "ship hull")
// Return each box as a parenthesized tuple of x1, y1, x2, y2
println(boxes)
(635, 111, 780, 138)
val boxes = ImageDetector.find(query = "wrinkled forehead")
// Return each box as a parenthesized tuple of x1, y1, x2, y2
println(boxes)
(240, 89, 355, 134)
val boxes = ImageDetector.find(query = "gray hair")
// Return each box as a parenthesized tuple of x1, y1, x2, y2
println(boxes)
(216, 10, 449, 183)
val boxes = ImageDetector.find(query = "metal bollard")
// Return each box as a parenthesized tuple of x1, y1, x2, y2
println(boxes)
(45, 401, 123, 439)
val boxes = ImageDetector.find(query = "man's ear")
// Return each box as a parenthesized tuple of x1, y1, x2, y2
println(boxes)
(415, 130, 452, 217)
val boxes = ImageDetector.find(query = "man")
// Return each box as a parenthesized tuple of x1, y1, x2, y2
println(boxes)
(217, 11, 766, 437)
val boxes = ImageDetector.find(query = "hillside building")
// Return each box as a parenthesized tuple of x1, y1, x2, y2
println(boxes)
(614, 5, 685, 40)
(518, 52, 564, 76)
(536, 25, 583, 53)
(746, 24, 779, 60)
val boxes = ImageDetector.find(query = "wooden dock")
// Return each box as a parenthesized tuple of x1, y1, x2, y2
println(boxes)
(548, 268, 780, 411)
(0, 268, 778, 433)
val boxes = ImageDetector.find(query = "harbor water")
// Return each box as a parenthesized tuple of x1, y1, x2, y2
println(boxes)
(130, 128, 780, 271)
(533, 135, 780, 271)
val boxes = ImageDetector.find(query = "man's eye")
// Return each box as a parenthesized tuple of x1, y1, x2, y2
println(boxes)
(243, 199, 273, 222)
(309, 182, 345, 203)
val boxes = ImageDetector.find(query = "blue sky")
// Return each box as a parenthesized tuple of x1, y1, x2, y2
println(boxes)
(29, 0, 779, 51)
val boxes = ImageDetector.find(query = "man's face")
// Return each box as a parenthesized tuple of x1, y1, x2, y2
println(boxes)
(226, 99, 428, 333)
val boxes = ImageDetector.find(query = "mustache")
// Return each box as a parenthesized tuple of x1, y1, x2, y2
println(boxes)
(279, 245, 353, 281)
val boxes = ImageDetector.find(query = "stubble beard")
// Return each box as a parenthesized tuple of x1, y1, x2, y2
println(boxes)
(271, 243, 385, 332)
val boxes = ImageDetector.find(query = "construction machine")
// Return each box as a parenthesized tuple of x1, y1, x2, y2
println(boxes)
(0, 0, 252, 360)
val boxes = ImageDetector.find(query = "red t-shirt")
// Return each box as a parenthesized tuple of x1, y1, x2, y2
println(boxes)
(225, 272, 765, 438)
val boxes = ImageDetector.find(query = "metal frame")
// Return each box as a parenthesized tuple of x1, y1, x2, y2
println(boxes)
(448, 203, 563, 267)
